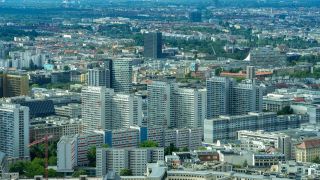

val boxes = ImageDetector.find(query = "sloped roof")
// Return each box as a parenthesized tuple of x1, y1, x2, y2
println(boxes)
(297, 138, 320, 149)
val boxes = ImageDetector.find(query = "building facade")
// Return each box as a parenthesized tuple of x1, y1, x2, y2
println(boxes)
(0, 104, 29, 160)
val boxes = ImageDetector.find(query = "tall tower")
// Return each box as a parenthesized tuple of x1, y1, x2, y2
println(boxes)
(111, 94, 134, 130)
(144, 32, 162, 59)
(0, 104, 29, 160)
(111, 59, 132, 93)
(81, 86, 114, 132)
(246, 66, 256, 80)
(206, 76, 263, 118)
(147, 81, 173, 128)
(88, 68, 111, 88)
(206, 77, 234, 119)
(174, 88, 206, 128)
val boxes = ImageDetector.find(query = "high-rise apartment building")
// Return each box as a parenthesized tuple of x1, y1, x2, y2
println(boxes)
(206, 77, 233, 118)
(0, 104, 29, 160)
(174, 88, 206, 128)
(206, 76, 263, 118)
(111, 58, 132, 93)
(148, 81, 207, 129)
(144, 32, 162, 59)
(111, 94, 134, 129)
(81, 86, 114, 131)
(147, 81, 173, 128)
(82, 86, 142, 131)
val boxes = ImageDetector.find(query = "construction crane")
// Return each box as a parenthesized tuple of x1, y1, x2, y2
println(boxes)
(28, 135, 53, 180)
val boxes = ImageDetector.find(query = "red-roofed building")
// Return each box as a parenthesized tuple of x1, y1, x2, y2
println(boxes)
(296, 138, 320, 162)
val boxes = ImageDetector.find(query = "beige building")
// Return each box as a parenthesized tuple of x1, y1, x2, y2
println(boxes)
(296, 138, 320, 162)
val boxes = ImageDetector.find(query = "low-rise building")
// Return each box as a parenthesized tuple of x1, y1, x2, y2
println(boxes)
(96, 147, 164, 177)
(296, 138, 320, 162)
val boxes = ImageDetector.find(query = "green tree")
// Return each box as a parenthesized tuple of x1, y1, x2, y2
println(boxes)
(197, 146, 207, 150)
(72, 169, 87, 177)
(63, 65, 70, 71)
(277, 106, 294, 115)
(48, 156, 57, 166)
(312, 156, 320, 164)
(120, 168, 133, 176)
(48, 169, 58, 177)
(181, 147, 189, 152)
(102, 144, 109, 148)
(31, 83, 40, 88)
(243, 160, 248, 167)
(9, 161, 26, 174)
(87, 146, 96, 167)
(215, 67, 223, 76)
(25, 158, 45, 178)
(139, 140, 159, 148)
(165, 143, 179, 155)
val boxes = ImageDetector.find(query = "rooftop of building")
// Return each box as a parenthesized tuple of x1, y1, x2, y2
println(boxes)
(297, 138, 320, 149)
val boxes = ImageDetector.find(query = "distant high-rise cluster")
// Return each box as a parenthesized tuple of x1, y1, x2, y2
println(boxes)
(87, 59, 132, 93)
(147, 81, 206, 129)
(206, 76, 263, 119)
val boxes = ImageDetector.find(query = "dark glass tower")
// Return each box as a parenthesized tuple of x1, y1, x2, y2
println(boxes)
(144, 32, 162, 59)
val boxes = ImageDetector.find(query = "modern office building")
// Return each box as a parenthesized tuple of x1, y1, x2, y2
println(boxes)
(244, 47, 287, 68)
(0, 104, 29, 160)
(189, 11, 202, 22)
(0, 72, 29, 98)
(206, 76, 263, 118)
(144, 32, 162, 59)
(88, 68, 111, 88)
(96, 147, 164, 177)
(111, 58, 132, 93)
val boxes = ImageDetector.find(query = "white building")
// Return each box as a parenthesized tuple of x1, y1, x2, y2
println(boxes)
(206, 77, 263, 119)
(174, 88, 206, 128)
(57, 136, 77, 172)
(81, 86, 114, 131)
(112, 94, 134, 129)
(147, 81, 173, 128)
(0, 104, 29, 160)
(204, 112, 308, 143)
(96, 147, 164, 177)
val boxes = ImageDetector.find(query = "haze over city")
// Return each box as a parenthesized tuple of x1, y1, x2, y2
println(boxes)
(0, 0, 320, 179)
